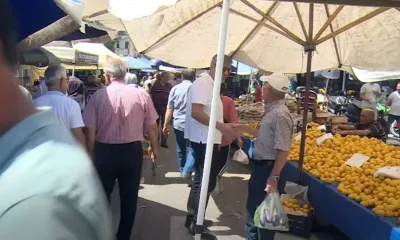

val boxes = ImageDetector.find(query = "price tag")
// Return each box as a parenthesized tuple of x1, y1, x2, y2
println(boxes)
(294, 133, 302, 141)
(315, 133, 333, 145)
(345, 153, 370, 168)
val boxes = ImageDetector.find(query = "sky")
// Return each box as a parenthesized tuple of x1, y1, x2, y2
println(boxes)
(108, 0, 178, 20)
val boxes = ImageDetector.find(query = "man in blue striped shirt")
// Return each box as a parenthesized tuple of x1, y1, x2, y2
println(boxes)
(163, 70, 195, 178)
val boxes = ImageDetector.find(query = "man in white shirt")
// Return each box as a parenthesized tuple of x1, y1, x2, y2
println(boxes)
(34, 65, 86, 147)
(386, 82, 400, 124)
(360, 82, 382, 120)
(184, 55, 236, 239)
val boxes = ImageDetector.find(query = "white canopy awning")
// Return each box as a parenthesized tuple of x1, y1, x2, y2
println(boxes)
(44, 42, 127, 65)
(352, 67, 400, 82)
(84, 0, 400, 73)
(73, 42, 126, 64)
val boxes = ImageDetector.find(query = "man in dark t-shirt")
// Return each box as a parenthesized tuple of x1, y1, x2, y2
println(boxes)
(333, 109, 386, 141)
(150, 71, 173, 148)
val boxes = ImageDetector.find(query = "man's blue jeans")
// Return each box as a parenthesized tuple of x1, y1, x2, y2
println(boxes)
(245, 160, 286, 240)
(174, 129, 194, 176)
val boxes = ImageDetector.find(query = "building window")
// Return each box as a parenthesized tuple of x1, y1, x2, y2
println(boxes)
(125, 41, 129, 49)
(116, 42, 120, 48)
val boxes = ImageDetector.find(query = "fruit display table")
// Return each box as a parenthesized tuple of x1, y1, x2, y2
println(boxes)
(240, 136, 400, 240)
(284, 161, 400, 240)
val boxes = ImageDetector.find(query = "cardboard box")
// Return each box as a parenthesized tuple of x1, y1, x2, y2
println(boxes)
(329, 116, 348, 124)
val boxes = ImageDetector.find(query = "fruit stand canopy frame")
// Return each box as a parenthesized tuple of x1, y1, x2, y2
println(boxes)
(240, 0, 400, 182)
(84, 1, 400, 239)
(86, 0, 400, 182)
(85, 0, 400, 73)
(276, 0, 400, 7)
(211, 0, 397, 183)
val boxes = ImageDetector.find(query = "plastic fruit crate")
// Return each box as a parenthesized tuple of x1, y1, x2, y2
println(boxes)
(287, 209, 315, 238)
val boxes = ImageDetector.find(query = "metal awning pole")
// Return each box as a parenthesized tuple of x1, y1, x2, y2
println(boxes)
(342, 71, 346, 91)
(298, 3, 315, 184)
(194, 0, 230, 239)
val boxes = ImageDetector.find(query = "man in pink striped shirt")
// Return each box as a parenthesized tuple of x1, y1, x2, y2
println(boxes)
(83, 57, 158, 240)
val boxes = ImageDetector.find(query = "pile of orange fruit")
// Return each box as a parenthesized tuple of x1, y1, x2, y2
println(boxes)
(289, 123, 400, 219)
(281, 198, 312, 216)
(241, 121, 260, 139)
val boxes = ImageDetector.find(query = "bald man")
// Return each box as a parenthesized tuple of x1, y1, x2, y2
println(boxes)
(184, 54, 236, 238)
(333, 109, 386, 141)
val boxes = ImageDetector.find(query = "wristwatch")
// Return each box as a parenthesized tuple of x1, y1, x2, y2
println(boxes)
(270, 175, 280, 182)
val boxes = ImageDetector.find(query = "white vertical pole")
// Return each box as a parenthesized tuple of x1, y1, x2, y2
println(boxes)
(342, 71, 346, 91)
(194, 0, 230, 239)
(325, 78, 329, 91)
(72, 65, 76, 77)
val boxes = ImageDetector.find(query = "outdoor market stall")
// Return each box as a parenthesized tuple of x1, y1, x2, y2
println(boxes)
(235, 96, 304, 133)
(284, 161, 400, 240)
(44, 42, 127, 69)
(241, 122, 400, 240)
(85, 1, 400, 239)
(44, 45, 99, 72)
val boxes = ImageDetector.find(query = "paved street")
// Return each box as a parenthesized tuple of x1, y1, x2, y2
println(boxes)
(109, 130, 350, 240)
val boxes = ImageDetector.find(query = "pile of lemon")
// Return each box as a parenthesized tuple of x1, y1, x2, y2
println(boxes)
(288, 123, 325, 161)
(288, 124, 400, 218)
(281, 198, 312, 216)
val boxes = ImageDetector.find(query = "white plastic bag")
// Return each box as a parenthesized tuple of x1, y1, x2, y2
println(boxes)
(284, 181, 309, 201)
(374, 166, 400, 179)
(254, 192, 289, 231)
(232, 149, 249, 165)
(281, 181, 310, 217)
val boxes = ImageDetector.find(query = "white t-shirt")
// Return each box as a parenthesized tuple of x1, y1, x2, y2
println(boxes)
(34, 91, 85, 130)
(184, 73, 223, 144)
(360, 83, 381, 108)
(388, 91, 400, 116)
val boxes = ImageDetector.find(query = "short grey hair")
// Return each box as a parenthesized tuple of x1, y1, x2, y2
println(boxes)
(44, 65, 66, 87)
(362, 108, 376, 119)
(181, 69, 195, 81)
(125, 73, 138, 84)
(103, 57, 127, 79)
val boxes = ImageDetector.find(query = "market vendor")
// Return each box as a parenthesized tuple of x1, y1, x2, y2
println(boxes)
(234, 73, 293, 240)
(252, 81, 262, 102)
(332, 109, 386, 141)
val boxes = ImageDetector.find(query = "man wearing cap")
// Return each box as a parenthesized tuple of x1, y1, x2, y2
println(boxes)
(235, 73, 293, 240)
